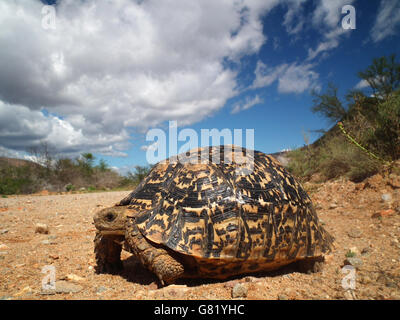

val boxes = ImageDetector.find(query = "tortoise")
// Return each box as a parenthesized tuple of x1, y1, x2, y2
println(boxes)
(93, 145, 334, 285)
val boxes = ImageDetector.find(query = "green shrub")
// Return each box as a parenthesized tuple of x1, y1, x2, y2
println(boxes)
(65, 183, 75, 192)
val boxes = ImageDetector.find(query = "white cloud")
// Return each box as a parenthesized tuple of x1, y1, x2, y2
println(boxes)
(231, 95, 263, 114)
(0, 101, 129, 157)
(251, 61, 319, 94)
(354, 79, 369, 90)
(0, 0, 279, 157)
(140, 141, 159, 152)
(307, 0, 355, 61)
(252, 61, 288, 89)
(278, 63, 319, 94)
(282, 0, 307, 35)
(371, 0, 400, 43)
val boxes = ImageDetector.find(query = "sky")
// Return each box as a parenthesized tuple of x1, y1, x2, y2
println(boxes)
(0, 0, 399, 174)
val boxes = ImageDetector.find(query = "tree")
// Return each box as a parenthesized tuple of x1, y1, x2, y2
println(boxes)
(311, 83, 347, 124)
(127, 165, 152, 185)
(357, 54, 400, 100)
(27, 141, 54, 171)
(97, 159, 109, 172)
(77, 153, 95, 176)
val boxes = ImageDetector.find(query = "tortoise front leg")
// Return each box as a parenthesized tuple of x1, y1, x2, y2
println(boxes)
(94, 232, 124, 274)
(125, 218, 185, 285)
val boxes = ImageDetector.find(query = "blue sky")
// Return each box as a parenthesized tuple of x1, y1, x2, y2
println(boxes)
(0, 0, 399, 174)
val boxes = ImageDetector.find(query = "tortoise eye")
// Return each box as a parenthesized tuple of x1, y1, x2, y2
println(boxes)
(105, 213, 115, 222)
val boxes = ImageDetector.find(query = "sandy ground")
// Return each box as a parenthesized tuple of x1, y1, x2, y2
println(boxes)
(0, 173, 399, 300)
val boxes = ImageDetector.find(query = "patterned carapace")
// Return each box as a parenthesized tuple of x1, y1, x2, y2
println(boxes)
(119, 145, 334, 277)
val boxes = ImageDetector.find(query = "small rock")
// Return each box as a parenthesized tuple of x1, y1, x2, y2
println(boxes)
(147, 282, 158, 290)
(347, 229, 363, 238)
(360, 275, 372, 284)
(277, 294, 288, 300)
(231, 283, 247, 298)
(381, 193, 392, 203)
(344, 257, 363, 269)
(0, 229, 8, 234)
(96, 286, 108, 294)
(35, 223, 49, 234)
(328, 203, 338, 209)
(14, 286, 33, 297)
(0, 296, 13, 300)
(162, 285, 189, 299)
(49, 254, 59, 260)
(372, 209, 395, 218)
(0, 243, 9, 250)
(344, 290, 356, 300)
(223, 280, 239, 289)
(63, 274, 85, 282)
(48, 235, 57, 240)
(54, 281, 83, 294)
(361, 247, 370, 255)
(41, 239, 56, 245)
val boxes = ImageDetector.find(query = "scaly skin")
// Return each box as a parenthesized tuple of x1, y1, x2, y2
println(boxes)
(93, 207, 127, 274)
(125, 216, 185, 285)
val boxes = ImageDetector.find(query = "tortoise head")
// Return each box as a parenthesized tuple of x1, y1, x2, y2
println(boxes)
(93, 206, 129, 236)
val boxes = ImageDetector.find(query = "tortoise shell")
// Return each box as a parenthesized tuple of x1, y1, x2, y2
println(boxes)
(119, 145, 333, 275)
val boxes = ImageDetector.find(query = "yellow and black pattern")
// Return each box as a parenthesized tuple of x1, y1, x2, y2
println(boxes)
(121, 145, 333, 274)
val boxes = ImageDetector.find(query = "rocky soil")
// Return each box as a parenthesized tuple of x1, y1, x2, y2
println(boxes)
(0, 173, 399, 300)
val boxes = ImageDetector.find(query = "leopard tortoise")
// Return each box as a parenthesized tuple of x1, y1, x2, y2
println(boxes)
(93, 145, 333, 285)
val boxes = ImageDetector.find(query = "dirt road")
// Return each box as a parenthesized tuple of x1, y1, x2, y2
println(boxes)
(0, 175, 399, 300)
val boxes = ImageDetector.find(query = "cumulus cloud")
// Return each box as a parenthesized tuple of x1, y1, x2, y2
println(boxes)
(0, 101, 130, 157)
(0, 0, 280, 157)
(370, 0, 400, 43)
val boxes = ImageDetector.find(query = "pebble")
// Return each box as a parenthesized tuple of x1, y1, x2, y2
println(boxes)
(361, 247, 370, 255)
(14, 286, 33, 297)
(347, 229, 363, 238)
(231, 283, 247, 298)
(41, 281, 83, 295)
(344, 257, 363, 269)
(63, 274, 85, 282)
(381, 193, 392, 203)
(344, 290, 356, 300)
(372, 209, 395, 218)
(329, 203, 338, 209)
(277, 294, 288, 300)
(0, 229, 8, 234)
(0, 244, 9, 250)
(96, 286, 108, 294)
(41, 239, 56, 245)
(161, 285, 189, 299)
(35, 223, 49, 234)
